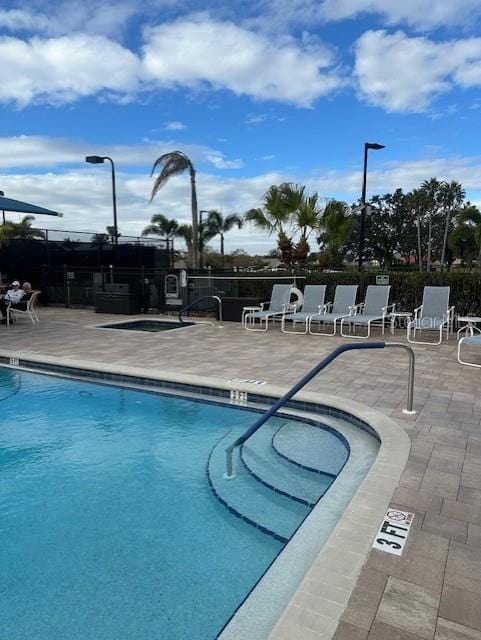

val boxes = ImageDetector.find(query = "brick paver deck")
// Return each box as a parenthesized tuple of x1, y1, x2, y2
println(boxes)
(2, 308, 481, 640)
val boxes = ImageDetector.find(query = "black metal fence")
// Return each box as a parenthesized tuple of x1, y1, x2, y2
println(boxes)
(0, 228, 172, 274)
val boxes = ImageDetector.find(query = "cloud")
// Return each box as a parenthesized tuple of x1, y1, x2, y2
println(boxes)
(253, 0, 481, 31)
(0, 134, 243, 171)
(3, 154, 481, 252)
(0, 2, 143, 38)
(0, 33, 142, 106)
(255, 154, 276, 161)
(354, 30, 481, 112)
(141, 16, 343, 106)
(164, 121, 187, 130)
(0, 16, 344, 107)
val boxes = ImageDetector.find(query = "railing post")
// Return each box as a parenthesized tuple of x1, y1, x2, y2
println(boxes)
(385, 343, 416, 415)
(224, 341, 416, 478)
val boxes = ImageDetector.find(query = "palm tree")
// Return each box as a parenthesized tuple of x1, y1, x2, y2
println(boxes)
(420, 178, 443, 271)
(318, 199, 353, 253)
(90, 234, 109, 265)
(292, 192, 322, 267)
(440, 181, 465, 269)
(7, 215, 45, 240)
(406, 189, 429, 271)
(205, 210, 243, 268)
(245, 184, 293, 265)
(142, 213, 180, 241)
(459, 204, 481, 267)
(150, 151, 199, 268)
(0, 221, 15, 247)
(177, 224, 193, 256)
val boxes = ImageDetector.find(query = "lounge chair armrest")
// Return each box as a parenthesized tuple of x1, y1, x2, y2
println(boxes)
(413, 305, 422, 319)
(348, 305, 357, 316)
(324, 302, 333, 312)
(383, 304, 396, 313)
(260, 301, 270, 310)
(352, 303, 364, 315)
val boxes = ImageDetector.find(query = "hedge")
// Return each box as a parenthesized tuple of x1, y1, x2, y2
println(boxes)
(305, 271, 481, 315)
(235, 271, 481, 315)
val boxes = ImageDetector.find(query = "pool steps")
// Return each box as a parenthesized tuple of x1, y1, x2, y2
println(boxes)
(240, 423, 334, 507)
(207, 419, 348, 543)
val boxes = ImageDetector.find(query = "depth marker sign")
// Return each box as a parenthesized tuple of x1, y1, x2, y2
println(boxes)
(372, 509, 414, 556)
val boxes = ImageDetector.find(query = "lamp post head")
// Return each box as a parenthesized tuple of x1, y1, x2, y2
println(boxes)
(85, 155, 105, 164)
(365, 142, 385, 151)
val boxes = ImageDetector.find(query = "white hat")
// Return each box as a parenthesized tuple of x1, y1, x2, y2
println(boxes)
(11, 280, 20, 286)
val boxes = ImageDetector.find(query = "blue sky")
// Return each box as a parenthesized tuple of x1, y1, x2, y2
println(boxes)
(1, 0, 481, 253)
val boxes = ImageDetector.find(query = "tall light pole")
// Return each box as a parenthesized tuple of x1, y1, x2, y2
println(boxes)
(358, 142, 385, 271)
(85, 155, 118, 263)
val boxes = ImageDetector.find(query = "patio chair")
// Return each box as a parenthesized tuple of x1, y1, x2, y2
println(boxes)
(340, 285, 392, 339)
(458, 334, 481, 368)
(308, 285, 358, 336)
(281, 285, 327, 334)
(7, 291, 40, 326)
(407, 286, 454, 345)
(244, 284, 293, 331)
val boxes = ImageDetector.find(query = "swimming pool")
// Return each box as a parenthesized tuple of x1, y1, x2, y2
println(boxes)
(0, 365, 375, 640)
(98, 319, 194, 332)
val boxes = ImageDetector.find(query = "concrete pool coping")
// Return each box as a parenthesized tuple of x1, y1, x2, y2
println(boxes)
(0, 347, 410, 640)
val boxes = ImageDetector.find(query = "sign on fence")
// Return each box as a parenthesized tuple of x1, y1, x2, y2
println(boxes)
(376, 274, 389, 285)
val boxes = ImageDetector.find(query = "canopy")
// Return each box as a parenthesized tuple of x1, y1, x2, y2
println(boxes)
(0, 196, 63, 217)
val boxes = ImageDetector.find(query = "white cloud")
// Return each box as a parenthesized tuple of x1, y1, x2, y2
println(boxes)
(0, 135, 243, 171)
(4, 154, 481, 253)
(254, 0, 481, 31)
(0, 16, 344, 108)
(255, 154, 276, 161)
(354, 30, 481, 112)
(164, 121, 187, 130)
(141, 16, 343, 106)
(0, 2, 142, 38)
(0, 33, 142, 106)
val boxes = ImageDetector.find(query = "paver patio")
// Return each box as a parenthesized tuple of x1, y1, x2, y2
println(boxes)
(2, 307, 481, 640)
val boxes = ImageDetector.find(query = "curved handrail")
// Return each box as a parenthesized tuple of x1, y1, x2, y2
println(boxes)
(225, 341, 415, 478)
(178, 295, 223, 325)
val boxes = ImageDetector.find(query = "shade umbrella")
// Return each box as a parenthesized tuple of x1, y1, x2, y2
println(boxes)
(0, 195, 63, 224)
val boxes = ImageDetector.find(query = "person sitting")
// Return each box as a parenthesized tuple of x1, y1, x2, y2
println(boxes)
(0, 280, 24, 322)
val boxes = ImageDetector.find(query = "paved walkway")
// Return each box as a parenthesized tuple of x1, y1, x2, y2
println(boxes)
(2, 308, 481, 640)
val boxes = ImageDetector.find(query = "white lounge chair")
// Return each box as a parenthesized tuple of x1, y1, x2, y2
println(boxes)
(340, 285, 392, 339)
(281, 285, 327, 334)
(407, 286, 454, 345)
(7, 291, 40, 326)
(244, 284, 293, 331)
(308, 285, 358, 336)
(458, 334, 481, 367)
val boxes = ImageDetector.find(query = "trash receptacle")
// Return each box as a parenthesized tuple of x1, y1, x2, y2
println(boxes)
(222, 297, 261, 322)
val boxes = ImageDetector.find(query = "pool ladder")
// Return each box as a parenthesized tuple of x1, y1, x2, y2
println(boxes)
(225, 342, 415, 478)
(178, 295, 223, 326)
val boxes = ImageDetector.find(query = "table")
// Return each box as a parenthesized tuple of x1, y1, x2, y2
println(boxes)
(242, 305, 261, 326)
(390, 312, 413, 335)
(457, 316, 481, 339)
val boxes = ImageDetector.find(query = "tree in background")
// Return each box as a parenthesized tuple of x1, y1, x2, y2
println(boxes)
(245, 184, 294, 265)
(440, 181, 465, 269)
(205, 210, 243, 268)
(150, 150, 199, 268)
(5, 215, 45, 240)
(317, 199, 353, 268)
(292, 191, 323, 268)
(142, 213, 179, 240)
(448, 225, 477, 268)
(458, 204, 481, 266)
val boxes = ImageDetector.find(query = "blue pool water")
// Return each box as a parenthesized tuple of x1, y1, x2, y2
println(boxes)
(0, 367, 348, 640)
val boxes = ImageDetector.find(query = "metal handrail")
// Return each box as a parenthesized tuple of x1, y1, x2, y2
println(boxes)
(225, 341, 415, 478)
(178, 295, 223, 325)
